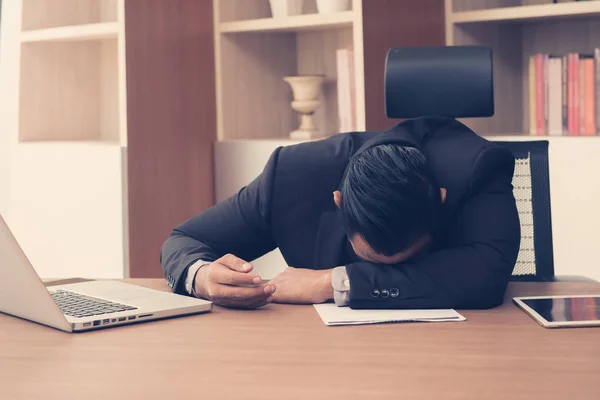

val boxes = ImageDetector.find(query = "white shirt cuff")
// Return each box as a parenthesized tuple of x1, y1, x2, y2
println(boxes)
(185, 260, 211, 296)
(331, 266, 351, 307)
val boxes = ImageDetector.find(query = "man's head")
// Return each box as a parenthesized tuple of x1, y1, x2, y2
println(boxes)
(334, 144, 446, 265)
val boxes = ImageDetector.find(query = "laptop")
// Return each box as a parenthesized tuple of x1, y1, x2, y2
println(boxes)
(0, 214, 212, 332)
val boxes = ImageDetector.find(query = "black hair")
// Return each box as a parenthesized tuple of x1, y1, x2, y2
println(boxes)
(341, 144, 442, 257)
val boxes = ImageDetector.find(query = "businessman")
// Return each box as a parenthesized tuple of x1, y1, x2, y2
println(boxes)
(160, 116, 521, 310)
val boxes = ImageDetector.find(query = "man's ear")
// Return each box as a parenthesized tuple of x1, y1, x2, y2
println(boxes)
(333, 191, 342, 209)
(440, 188, 447, 204)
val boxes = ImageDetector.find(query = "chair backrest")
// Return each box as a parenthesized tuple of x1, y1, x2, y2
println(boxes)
(383, 45, 554, 281)
(494, 141, 555, 281)
(385, 45, 494, 119)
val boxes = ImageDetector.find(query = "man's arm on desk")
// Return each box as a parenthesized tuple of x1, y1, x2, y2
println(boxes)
(159, 150, 281, 307)
(268, 146, 520, 309)
(341, 147, 521, 309)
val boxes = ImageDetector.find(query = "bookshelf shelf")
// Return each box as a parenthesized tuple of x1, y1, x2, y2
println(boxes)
(21, 22, 119, 43)
(452, 2, 600, 24)
(219, 11, 354, 33)
(3, 0, 219, 281)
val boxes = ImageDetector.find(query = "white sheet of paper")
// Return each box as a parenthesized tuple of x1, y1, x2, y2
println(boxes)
(314, 303, 466, 326)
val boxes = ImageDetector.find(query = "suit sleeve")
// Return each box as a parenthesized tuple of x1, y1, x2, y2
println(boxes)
(345, 146, 521, 310)
(160, 148, 281, 294)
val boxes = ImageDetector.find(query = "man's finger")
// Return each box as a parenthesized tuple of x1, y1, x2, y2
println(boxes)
(218, 253, 253, 273)
(213, 265, 262, 286)
(220, 283, 276, 301)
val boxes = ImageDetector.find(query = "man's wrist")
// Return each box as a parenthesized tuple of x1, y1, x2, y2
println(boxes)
(320, 269, 334, 302)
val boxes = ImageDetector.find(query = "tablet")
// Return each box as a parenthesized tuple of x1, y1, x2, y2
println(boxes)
(513, 295, 600, 328)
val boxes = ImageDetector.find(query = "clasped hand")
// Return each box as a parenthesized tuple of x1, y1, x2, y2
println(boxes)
(194, 254, 333, 309)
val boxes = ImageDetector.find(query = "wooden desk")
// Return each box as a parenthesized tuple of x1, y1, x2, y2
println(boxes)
(1, 281, 600, 399)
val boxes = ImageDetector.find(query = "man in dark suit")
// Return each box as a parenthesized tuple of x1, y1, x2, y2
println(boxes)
(160, 117, 521, 310)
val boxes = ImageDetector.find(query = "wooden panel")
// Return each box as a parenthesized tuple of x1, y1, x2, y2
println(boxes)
(125, 0, 216, 278)
(521, 17, 600, 132)
(19, 40, 119, 142)
(100, 0, 118, 22)
(22, 0, 117, 30)
(296, 28, 352, 137)
(218, 33, 297, 140)
(362, 0, 446, 131)
(452, 23, 523, 135)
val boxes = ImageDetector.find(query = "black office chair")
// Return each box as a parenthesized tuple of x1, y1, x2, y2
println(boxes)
(384, 45, 594, 282)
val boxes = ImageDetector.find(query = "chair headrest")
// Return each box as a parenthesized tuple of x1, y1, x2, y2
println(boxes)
(384, 45, 494, 119)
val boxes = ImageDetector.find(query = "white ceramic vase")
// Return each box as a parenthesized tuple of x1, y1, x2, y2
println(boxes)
(316, 0, 350, 14)
(269, 0, 304, 18)
(283, 75, 325, 140)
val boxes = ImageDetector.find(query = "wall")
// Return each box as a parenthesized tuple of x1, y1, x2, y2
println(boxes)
(0, 0, 12, 217)
(215, 136, 600, 283)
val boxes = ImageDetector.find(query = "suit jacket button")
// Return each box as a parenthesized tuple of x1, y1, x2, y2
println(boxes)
(380, 289, 390, 298)
(370, 289, 380, 298)
(390, 288, 400, 298)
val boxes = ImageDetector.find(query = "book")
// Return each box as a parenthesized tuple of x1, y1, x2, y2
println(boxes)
(548, 56, 562, 136)
(529, 50, 599, 136)
(529, 55, 537, 135)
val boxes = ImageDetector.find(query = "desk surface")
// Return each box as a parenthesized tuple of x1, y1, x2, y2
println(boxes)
(1, 280, 600, 399)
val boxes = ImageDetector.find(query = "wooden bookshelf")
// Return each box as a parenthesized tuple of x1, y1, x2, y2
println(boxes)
(18, 1, 123, 143)
(213, 0, 445, 141)
(446, 0, 600, 136)
(2, 0, 217, 281)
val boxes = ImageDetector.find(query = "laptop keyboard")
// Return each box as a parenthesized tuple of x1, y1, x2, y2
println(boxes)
(51, 290, 138, 318)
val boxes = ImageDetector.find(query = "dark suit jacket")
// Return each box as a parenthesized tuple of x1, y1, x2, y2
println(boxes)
(160, 117, 521, 309)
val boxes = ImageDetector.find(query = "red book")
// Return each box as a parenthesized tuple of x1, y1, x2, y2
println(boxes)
(568, 53, 573, 134)
(585, 58, 596, 135)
